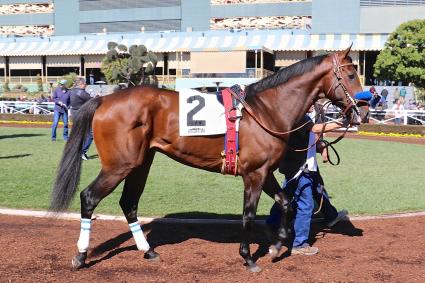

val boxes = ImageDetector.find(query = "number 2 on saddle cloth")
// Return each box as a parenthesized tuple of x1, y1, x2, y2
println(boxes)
(220, 85, 245, 176)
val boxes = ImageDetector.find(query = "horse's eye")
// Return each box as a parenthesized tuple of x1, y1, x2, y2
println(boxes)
(348, 74, 355, 81)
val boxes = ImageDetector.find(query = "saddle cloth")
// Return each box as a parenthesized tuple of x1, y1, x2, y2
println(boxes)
(179, 88, 242, 136)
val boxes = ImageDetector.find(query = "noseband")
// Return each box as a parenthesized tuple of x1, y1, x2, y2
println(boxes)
(326, 54, 360, 118)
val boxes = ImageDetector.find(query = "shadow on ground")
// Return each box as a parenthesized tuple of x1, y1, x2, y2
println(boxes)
(0, 153, 31, 159)
(0, 133, 44, 140)
(87, 212, 363, 267)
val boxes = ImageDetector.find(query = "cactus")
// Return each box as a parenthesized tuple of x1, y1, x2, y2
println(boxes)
(147, 51, 158, 66)
(145, 63, 154, 74)
(107, 41, 118, 50)
(117, 44, 127, 52)
(101, 42, 158, 87)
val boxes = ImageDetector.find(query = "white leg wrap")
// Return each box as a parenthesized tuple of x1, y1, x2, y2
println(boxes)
(77, 218, 91, 253)
(129, 222, 150, 252)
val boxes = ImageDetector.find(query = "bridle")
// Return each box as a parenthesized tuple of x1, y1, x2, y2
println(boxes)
(326, 53, 360, 118)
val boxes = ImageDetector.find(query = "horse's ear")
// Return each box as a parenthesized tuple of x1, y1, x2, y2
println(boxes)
(340, 43, 353, 59)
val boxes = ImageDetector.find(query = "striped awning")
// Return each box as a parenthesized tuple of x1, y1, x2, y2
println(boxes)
(0, 30, 389, 56)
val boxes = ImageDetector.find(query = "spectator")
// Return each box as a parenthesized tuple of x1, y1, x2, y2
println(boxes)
(51, 79, 70, 141)
(89, 73, 95, 85)
(370, 91, 381, 109)
(380, 88, 388, 100)
(37, 94, 47, 103)
(400, 87, 407, 100)
(391, 98, 404, 125)
(70, 77, 94, 160)
(408, 99, 417, 110)
(393, 87, 400, 101)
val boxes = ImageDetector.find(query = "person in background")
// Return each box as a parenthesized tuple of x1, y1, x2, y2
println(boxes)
(378, 88, 388, 110)
(391, 98, 404, 125)
(393, 87, 400, 101)
(70, 77, 94, 160)
(89, 73, 95, 85)
(400, 87, 407, 101)
(51, 79, 70, 141)
(370, 90, 381, 109)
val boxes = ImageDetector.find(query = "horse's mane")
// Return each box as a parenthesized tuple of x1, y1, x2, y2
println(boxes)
(245, 54, 328, 97)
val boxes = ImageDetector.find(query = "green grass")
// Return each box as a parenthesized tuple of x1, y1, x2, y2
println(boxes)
(1, 127, 425, 217)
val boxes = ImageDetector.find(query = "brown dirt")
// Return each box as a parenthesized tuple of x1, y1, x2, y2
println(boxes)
(0, 214, 424, 282)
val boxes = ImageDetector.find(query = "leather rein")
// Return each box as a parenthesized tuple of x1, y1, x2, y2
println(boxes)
(229, 54, 359, 144)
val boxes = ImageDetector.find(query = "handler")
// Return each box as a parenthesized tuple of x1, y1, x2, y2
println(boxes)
(266, 105, 350, 256)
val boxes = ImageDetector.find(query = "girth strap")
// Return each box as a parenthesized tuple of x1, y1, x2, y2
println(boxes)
(220, 86, 243, 176)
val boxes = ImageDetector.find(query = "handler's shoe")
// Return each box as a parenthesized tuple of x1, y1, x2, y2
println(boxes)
(326, 209, 349, 228)
(82, 153, 88, 161)
(291, 244, 319, 256)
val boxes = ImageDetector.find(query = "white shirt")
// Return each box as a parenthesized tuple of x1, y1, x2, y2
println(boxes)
(391, 103, 404, 118)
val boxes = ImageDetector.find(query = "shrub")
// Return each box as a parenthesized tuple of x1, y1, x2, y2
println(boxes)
(359, 124, 425, 135)
(13, 84, 23, 90)
(3, 80, 10, 92)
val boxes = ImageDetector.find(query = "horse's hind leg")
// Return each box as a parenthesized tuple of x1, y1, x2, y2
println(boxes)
(71, 170, 126, 270)
(119, 150, 160, 261)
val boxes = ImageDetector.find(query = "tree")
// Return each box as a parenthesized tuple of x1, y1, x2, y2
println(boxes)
(374, 20, 425, 88)
(101, 42, 158, 87)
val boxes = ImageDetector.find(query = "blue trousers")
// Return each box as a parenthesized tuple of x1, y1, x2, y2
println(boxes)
(51, 110, 68, 140)
(71, 109, 93, 154)
(268, 171, 338, 248)
(82, 129, 93, 154)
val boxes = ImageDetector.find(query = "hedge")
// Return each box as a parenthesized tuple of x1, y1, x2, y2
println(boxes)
(359, 124, 425, 135)
(0, 113, 53, 123)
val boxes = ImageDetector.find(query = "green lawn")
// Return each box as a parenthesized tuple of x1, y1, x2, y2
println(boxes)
(1, 127, 424, 217)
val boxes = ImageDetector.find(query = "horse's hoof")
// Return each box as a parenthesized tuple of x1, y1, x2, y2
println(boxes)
(71, 256, 85, 271)
(269, 245, 280, 259)
(247, 264, 262, 273)
(144, 249, 161, 262)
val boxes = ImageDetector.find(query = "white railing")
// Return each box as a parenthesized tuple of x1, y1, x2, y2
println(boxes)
(1, 101, 425, 126)
(0, 101, 54, 115)
(324, 108, 425, 126)
(368, 109, 425, 125)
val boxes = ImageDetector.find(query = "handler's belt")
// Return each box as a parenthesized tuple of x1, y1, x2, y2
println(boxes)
(220, 85, 244, 176)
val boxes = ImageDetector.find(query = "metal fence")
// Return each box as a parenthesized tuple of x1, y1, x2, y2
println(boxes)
(0, 101, 55, 115)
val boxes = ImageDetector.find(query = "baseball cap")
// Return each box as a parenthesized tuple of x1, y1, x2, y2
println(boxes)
(76, 77, 86, 85)
(59, 79, 67, 85)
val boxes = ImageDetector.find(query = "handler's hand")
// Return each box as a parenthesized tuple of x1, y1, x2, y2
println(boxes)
(336, 117, 350, 128)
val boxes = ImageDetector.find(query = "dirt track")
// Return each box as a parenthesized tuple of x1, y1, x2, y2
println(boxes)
(0, 214, 424, 282)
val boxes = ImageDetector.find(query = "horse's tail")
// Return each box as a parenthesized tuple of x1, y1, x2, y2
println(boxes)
(50, 97, 103, 212)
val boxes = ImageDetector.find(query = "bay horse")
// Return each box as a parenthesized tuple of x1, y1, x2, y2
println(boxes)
(51, 46, 363, 272)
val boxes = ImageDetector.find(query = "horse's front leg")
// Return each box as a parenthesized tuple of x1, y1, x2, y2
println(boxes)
(239, 171, 265, 273)
(263, 173, 292, 259)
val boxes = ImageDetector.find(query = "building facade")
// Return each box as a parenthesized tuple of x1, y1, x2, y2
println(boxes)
(0, 0, 423, 87)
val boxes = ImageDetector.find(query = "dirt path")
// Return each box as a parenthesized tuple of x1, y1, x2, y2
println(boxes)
(0, 214, 424, 282)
